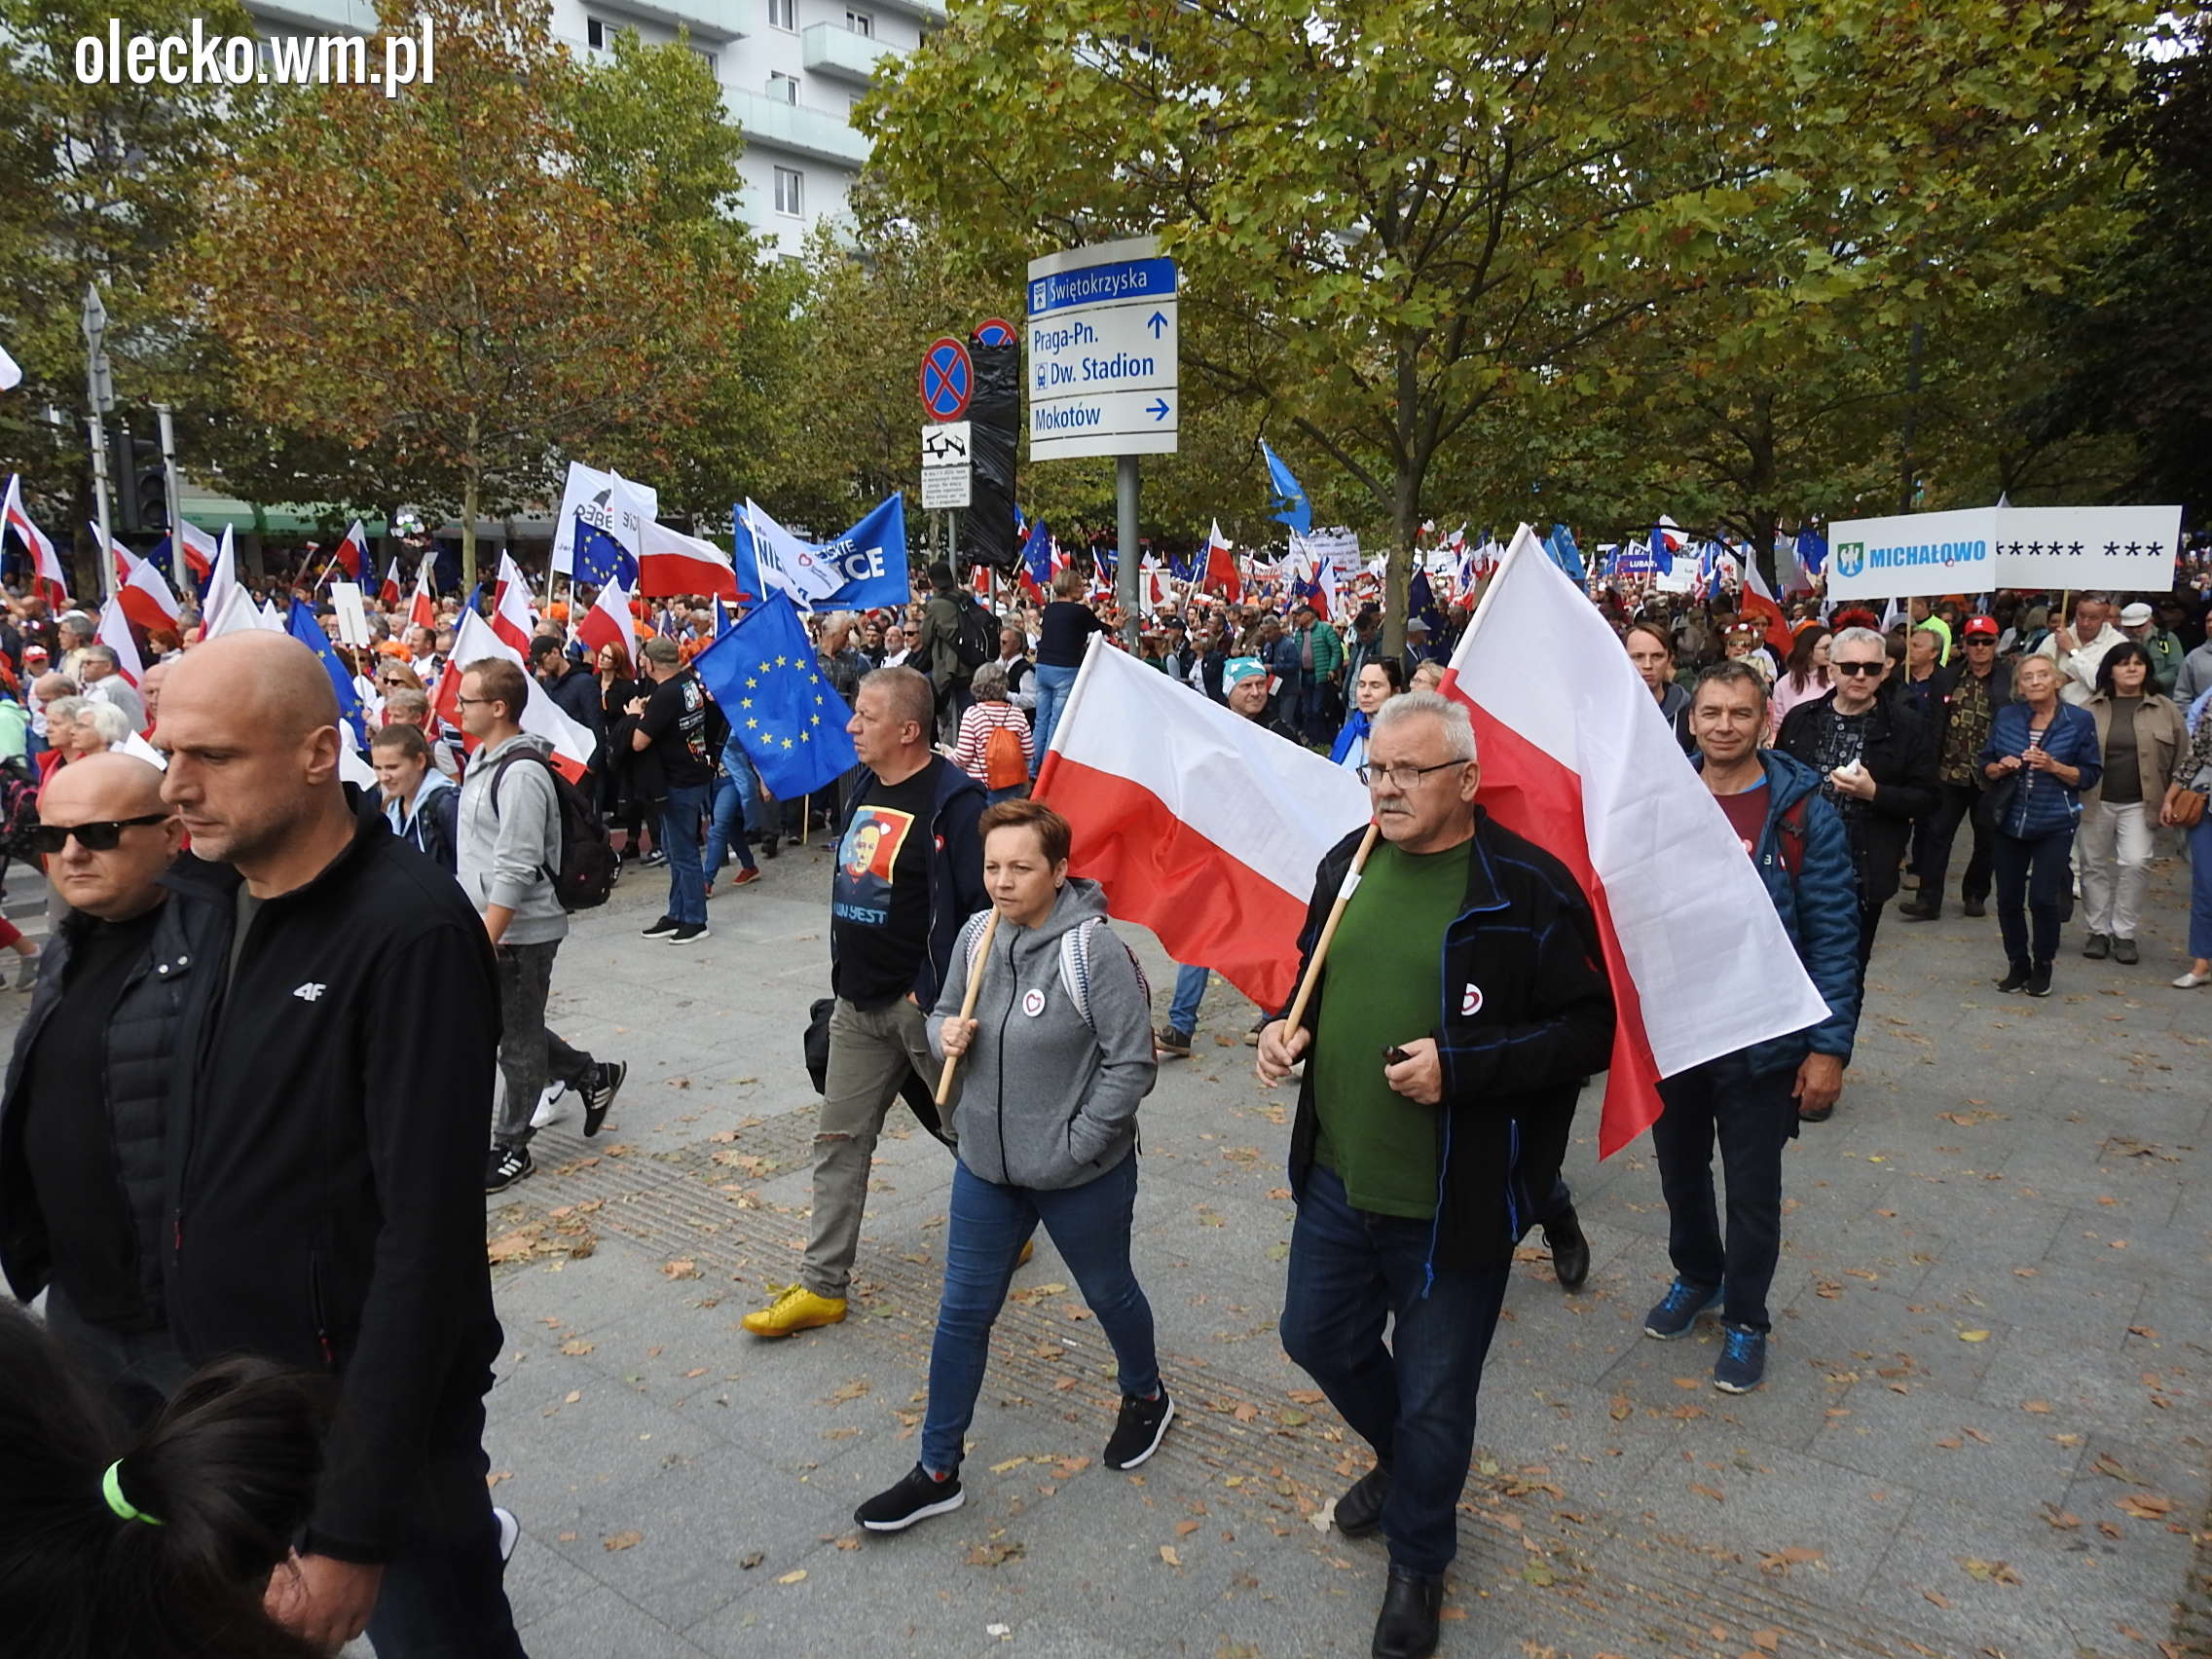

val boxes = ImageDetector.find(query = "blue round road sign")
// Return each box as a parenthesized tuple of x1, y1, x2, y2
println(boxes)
(920, 336, 974, 421)
(973, 317, 1016, 348)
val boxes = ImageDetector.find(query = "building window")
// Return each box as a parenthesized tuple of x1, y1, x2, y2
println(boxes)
(768, 70, 799, 104)
(585, 16, 608, 47)
(766, 0, 794, 30)
(774, 166, 804, 216)
(693, 46, 718, 77)
(846, 9, 873, 35)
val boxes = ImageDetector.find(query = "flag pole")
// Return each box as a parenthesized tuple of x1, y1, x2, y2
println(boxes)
(1279, 821, 1381, 1035)
(936, 907, 1001, 1106)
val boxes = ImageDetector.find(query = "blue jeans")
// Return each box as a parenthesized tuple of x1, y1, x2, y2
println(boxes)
(2192, 815, 2212, 961)
(660, 783, 710, 926)
(1278, 1164, 1509, 1577)
(922, 1154, 1158, 1473)
(1994, 826, 2074, 969)
(1166, 962, 1209, 1037)
(1030, 663, 1080, 775)
(1651, 1053, 1796, 1333)
(704, 765, 760, 877)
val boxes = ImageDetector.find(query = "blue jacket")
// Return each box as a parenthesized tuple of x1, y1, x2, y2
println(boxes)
(1978, 701, 2102, 839)
(1697, 751, 1862, 1077)
(833, 756, 987, 1010)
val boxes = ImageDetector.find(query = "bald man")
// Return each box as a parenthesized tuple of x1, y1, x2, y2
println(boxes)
(155, 634, 519, 1657)
(1, 755, 202, 1425)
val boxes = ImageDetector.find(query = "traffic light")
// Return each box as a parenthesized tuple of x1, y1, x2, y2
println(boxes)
(131, 438, 166, 535)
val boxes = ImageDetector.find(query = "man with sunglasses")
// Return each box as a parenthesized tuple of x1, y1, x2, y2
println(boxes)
(1777, 625, 1939, 982)
(1901, 615, 2013, 922)
(0, 754, 203, 1424)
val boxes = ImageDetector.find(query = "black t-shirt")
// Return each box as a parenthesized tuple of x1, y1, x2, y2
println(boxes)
(830, 759, 940, 1011)
(1038, 602, 1109, 668)
(639, 669, 715, 791)
(22, 903, 165, 1325)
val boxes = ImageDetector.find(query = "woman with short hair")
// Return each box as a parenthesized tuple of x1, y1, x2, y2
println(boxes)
(2079, 641, 2187, 965)
(1980, 654, 2102, 996)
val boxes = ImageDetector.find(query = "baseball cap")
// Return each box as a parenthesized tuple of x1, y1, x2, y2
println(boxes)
(2119, 601, 2154, 627)
(1222, 656, 1268, 689)
(1963, 615, 1999, 640)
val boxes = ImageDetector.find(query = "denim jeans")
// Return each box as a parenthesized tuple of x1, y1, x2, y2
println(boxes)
(660, 782, 711, 926)
(2192, 815, 2212, 960)
(1030, 664, 1080, 775)
(1994, 826, 2075, 969)
(491, 940, 598, 1150)
(922, 1154, 1157, 1473)
(704, 767, 760, 877)
(1278, 1165, 1510, 1577)
(1165, 962, 1210, 1037)
(1650, 1054, 1797, 1333)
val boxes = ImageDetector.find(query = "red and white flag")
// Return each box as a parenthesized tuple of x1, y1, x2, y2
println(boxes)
(407, 557, 437, 632)
(379, 556, 402, 608)
(1202, 520, 1241, 605)
(176, 521, 217, 588)
(93, 594, 145, 685)
(96, 523, 141, 588)
(1442, 525, 1828, 1155)
(434, 608, 596, 780)
(1035, 637, 1369, 1011)
(1739, 555, 1792, 654)
(3, 474, 67, 602)
(638, 519, 739, 601)
(333, 518, 370, 582)
(491, 552, 536, 654)
(572, 571, 635, 665)
(117, 552, 181, 636)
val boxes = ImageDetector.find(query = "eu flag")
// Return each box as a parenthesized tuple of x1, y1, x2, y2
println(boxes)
(572, 512, 638, 593)
(1259, 439, 1312, 535)
(285, 599, 366, 742)
(691, 591, 858, 799)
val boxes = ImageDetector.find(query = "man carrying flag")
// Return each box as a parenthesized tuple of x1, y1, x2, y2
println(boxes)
(1256, 690, 1616, 1659)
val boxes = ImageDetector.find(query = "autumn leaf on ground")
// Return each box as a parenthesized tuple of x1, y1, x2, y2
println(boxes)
(661, 1260, 702, 1280)
(1159, 1545, 1183, 1567)
(2115, 1493, 2172, 1519)
(603, 1530, 643, 1552)
(777, 1568, 807, 1584)
(559, 1338, 594, 1356)
(1756, 1547, 1823, 1574)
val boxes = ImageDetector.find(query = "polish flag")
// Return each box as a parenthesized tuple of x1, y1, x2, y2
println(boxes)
(93, 594, 145, 685)
(2, 475, 68, 603)
(176, 521, 218, 588)
(1202, 520, 1241, 605)
(434, 608, 596, 780)
(97, 524, 141, 588)
(637, 520, 739, 601)
(1034, 637, 1369, 1011)
(202, 529, 251, 637)
(407, 557, 437, 632)
(491, 552, 536, 654)
(1441, 525, 1829, 1155)
(118, 553, 182, 636)
(379, 556, 402, 608)
(572, 571, 634, 664)
(1739, 556, 1793, 654)
(333, 518, 369, 581)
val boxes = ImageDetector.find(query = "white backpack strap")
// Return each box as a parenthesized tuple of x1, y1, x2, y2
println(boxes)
(960, 910, 993, 991)
(1056, 918, 1147, 1034)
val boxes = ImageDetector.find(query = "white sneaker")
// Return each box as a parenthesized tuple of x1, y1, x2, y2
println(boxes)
(529, 1082, 567, 1129)
(2172, 970, 2210, 990)
(494, 1504, 520, 1564)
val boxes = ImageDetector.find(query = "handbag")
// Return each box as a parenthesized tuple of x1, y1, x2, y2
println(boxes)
(2171, 788, 2207, 830)
(802, 996, 954, 1148)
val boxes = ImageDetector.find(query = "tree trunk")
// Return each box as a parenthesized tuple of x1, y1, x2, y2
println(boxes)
(461, 470, 481, 594)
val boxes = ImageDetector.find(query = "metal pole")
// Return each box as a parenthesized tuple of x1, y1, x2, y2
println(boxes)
(87, 415, 114, 599)
(1115, 455, 1140, 647)
(154, 402, 184, 552)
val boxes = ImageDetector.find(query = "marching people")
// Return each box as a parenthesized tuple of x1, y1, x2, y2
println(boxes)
(1623, 621, 1694, 753)
(1899, 614, 2011, 922)
(1769, 625, 1831, 737)
(2037, 592, 2120, 705)
(1030, 565, 1110, 771)
(622, 636, 720, 945)
(369, 721, 459, 873)
(457, 656, 627, 1192)
(951, 660, 1035, 804)
(2164, 691, 2212, 989)
(1981, 652, 2102, 997)
(2078, 641, 2187, 966)
(1644, 662, 1861, 1391)
(1331, 654, 1404, 774)
(855, 800, 1167, 1531)
(1258, 691, 1615, 1659)
(744, 667, 988, 1339)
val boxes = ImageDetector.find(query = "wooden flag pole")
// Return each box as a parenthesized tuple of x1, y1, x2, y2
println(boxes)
(935, 907, 1002, 1106)
(1279, 821, 1381, 1035)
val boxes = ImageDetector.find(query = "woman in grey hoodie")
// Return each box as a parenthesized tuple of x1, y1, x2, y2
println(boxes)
(856, 799, 1169, 1533)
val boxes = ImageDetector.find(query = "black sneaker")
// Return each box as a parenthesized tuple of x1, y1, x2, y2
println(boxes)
(1103, 1386, 1175, 1470)
(641, 915, 680, 939)
(1714, 1323, 1768, 1393)
(640, 849, 669, 868)
(2026, 966, 2053, 998)
(485, 1145, 533, 1193)
(1962, 896, 1987, 918)
(2113, 938, 2139, 966)
(667, 922, 711, 945)
(580, 1060, 626, 1137)
(1154, 1026, 1193, 1058)
(854, 1463, 964, 1532)
(758, 835, 780, 861)
(1996, 962, 2032, 993)
(2083, 933, 2110, 960)
(1643, 1277, 1722, 1339)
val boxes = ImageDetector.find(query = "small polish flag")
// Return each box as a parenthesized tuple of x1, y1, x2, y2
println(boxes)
(333, 519, 370, 582)
(572, 571, 635, 665)
(379, 557, 402, 608)
(1202, 520, 1241, 605)
(93, 594, 145, 685)
(491, 552, 536, 654)
(95, 524, 141, 589)
(1739, 557, 1793, 654)
(637, 519, 740, 602)
(118, 552, 182, 636)
(433, 608, 596, 779)
(408, 558, 437, 632)
(176, 521, 218, 588)
(3, 475, 68, 603)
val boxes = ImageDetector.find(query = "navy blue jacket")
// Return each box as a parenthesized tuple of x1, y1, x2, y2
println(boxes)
(1978, 701, 2102, 838)
(834, 756, 987, 1009)
(1280, 813, 1616, 1279)
(1697, 751, 1862, 1077)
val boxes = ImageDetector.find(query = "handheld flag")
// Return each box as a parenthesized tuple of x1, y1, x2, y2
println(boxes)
(1740, 557, 1793, 652)
(438, 608, 597, 777)
(0, 342, 19, 391)
(1202, 521, 1241, 604)
(93, 595, 144, 686)
(639, 520, 740, 601)
(1018, 518, 1052, 603)
(286, 599, 365, 740)
(118, 552, 181, 636)
(407, 558, 437, 632)
(1259, 440, 1311, 535)
(176, 522, 218, 592)
(2, 475, 67, 602)
(96, 524, 140, 589)
(491, 553, 536, 654)
(334, 519, 369, 581)
(572, 513, 640, 595)
(691, 590, 859, 799)
(379, 557, 402, 608)
(573, 571, 636, 664)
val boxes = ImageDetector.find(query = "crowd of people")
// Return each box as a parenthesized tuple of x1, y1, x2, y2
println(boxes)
(0, 527, 2207, 1659)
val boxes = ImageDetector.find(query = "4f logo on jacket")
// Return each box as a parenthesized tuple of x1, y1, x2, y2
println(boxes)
(1460, 982, 1484, 1016)
(292, 982, 328, 1003)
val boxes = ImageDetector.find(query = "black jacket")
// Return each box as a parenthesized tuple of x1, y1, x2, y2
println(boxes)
(162, 798, 503, 1564)
(543, 661, 606, 765)
(833, 756, 987, 1010)
(1280, 815, 1616, 1276)
(1776, 689, 1940, 907)
(0, 894, 217, 1329)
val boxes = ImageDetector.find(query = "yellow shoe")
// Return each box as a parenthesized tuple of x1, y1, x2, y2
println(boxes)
(1016, 1238, 1037, 1268)
(742, 1284, 848, 1338)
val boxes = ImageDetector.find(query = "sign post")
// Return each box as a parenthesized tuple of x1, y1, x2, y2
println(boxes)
(1026, 236, 1179, 642)
(919, 337, 976, 579)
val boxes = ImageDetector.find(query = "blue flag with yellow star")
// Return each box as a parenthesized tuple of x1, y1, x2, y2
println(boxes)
(691, 589, 858, 799)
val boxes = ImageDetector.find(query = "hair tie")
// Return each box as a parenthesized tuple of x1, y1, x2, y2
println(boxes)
(101, 1460, 165, 1527)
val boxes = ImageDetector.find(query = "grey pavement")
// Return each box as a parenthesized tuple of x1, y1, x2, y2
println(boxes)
(6, 842, 2209, 1658)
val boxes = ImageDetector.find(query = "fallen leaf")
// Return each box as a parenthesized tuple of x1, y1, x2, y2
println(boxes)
(1750, 1631, 1781, 1653)
(2041, 1505, 2081, 1530)
(485, 1470, 512, 1488)
(1159, 1545, 1183, 1567)
(1521, 1561, 1555, 1587)
(1958, 1330, 1990, 1344)
(739, 1552, 763, 1568)
(1176, 1520, 1200, 1536)
(559, 1338, 595, 1356)
(2116, 1493, 2173, 1519)
(662, 1260, 702, 1280)
(777, 1568, 807, 1584)
(2021, 1400, 2051, 1414)
(603, 1530, 643, 1552)
(968, 1540, 1024, 1567)
(1923, 1589, 1952, 1609)
(1689, 1483, 1726, 1503)
(563, 1389, 582, 1405)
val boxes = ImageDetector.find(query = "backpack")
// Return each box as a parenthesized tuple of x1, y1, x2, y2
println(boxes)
(960, 913, 1150, 1031)
(982, 720, 1027, 792)
(490, 750, 618, 912)
(952, 597, 995, 674)
(1774, 795, 1810, 878)
(0, 759, 38, 863)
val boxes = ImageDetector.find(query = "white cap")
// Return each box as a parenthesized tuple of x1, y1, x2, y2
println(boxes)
(2119, 601, 2154, 627)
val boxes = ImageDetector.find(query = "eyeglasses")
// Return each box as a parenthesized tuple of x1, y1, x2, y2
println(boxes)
(28, 813, 169, 855)
(1832, 661, 1886, 677)
(1964, 638, 1996, 647)
(452, 693, 498, 708)
(1356, 759, 1469, 790)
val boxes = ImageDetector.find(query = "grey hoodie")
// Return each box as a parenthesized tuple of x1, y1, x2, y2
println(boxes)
(457, 731, 567, 946)
(928, 880, 1157, 1190)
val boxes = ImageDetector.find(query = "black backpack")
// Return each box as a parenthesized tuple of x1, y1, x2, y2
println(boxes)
(490, 750, 618, 911)
(952, 596, 995, 674)
(0, 758, 38, 863)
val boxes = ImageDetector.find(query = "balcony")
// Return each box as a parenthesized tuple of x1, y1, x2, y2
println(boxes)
(803, 20, 904, 86)
(724, 87, 870, 167)
(593, 0, 750, 43)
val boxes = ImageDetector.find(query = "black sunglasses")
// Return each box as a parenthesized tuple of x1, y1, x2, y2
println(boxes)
(1833, 661, 1886, 677)
(29, 813, 169, 855)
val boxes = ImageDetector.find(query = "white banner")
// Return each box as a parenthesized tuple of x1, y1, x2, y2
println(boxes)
(1825, 507, 1998, 601)
(551, 461, 659, 574)
(1989, 505, 2181, 593)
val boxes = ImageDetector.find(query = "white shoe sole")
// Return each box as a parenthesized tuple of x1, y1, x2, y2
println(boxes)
(1107, 1396, 1176, 1471)
(860, 1487, 966, 1531)
(494, 1505, 520, 1564)
(529, 1083, 567, 1129)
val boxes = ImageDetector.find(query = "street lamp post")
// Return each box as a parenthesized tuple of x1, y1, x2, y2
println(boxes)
(81, 283, 117, 601)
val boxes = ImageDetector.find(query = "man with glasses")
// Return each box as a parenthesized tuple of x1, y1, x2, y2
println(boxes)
(0, 754, 204, 1424)
(1901, 615, 2012, 922)
(1778, 625, 1939, 981)
(1258, 692, 1614, 1659)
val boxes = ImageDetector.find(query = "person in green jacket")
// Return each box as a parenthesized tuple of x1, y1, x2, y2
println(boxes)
(1288, 603, 1345, 745)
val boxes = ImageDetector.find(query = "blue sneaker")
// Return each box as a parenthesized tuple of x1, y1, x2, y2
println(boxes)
(1643, 1277, 1723, 1340)
(1714, 1324, 1767, 1393)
